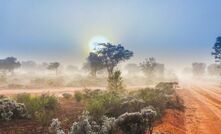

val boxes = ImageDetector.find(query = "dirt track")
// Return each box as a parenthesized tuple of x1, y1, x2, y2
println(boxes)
(179, 82, 221, 134)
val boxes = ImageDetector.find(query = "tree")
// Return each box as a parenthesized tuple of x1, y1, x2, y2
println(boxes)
(85, 52, 104, 77)
(140, 57, 164, 83)
(212, 36, 221, 63)
(192, 62, 206, 76)
(0, 57, 21, 74)
(107, 70, 124, 91)
(96, 43, 133, 77)
(47, 62, 60, 76)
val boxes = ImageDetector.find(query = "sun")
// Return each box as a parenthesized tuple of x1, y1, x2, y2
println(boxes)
(89, 35, 109, 51)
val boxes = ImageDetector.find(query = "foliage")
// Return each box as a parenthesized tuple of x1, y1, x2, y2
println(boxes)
(155, 82, 176, 95)
(115, 106, 157, 134)
(95, 43, 133, 76)
(50, 107, 157, 134)
(15, 93, 58, 125)
(0, 57, 21, 73)
(107, 70, 124, 91)
(48, 62, 60, 75)
(140, 58, 164, 83)
(49, 118, 65, 134)
(74, 91, 84, 102)
(0, 97, 29, 121)
(86, 91, 121, 121)
(85, 52, 105, 77)
(212, 36, 221, 63)
(133, 88, 171, 118)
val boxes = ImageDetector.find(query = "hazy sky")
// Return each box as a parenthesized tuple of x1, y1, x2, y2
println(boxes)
(0, 0, 221, 68)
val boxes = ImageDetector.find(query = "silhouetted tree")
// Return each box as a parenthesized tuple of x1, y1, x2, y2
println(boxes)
(47, 62, 60, 76)
(96, 43, 133, 77)
(192, 62, 206, 76)
(0, 57, 21, 74)
(85, 52, 104, 77)
(212, 36, 221, 63)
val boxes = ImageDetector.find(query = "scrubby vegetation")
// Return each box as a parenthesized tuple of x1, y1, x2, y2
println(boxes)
(0, 43, 184, 134)
(15, 93, 59, 125)
(0, 97, 29, 121)
(49, 81, 183, 134)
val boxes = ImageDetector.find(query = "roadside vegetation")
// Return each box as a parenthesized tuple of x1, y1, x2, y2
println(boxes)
(0, 43, 184, 134)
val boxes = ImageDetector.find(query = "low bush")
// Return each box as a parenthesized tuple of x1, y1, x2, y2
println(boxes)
(15, 93, 58, 125)
(74, 91, 84, 102)
(0, 97, 29, 121)
(49, 106, 157, 134)
(86, 91, 122, 120)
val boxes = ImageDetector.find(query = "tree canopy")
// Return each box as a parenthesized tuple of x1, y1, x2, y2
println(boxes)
(96, 43, 133, 76)
(47, 62, 60, 75)
(212, 36, 221, 63)
(0, 57, 21, 73)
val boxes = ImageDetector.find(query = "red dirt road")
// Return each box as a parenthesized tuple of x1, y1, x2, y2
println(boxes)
(179, 82, 221, 134)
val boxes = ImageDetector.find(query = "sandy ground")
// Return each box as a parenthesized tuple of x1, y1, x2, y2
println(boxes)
(179, 81, 221, 134)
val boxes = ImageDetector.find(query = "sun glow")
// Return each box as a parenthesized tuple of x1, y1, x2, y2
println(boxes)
(89, 36, 109, 51)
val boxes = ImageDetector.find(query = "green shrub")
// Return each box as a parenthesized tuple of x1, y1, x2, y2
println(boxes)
(74, 91, 83, 102)
(62, 93, 72, 99)
(86, 91, 122, 121)
(15, 93, 58, 125)
(108, 70, 124, 91)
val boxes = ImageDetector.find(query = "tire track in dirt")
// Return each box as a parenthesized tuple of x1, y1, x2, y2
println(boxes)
(179, 84, 221, 134)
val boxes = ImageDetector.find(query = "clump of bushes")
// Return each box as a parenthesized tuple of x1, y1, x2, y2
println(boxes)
(86, 91, 122, 120)
(49, 106, 157, 134)
(15, 93, 59, 125)
(0, 97, 29, 121)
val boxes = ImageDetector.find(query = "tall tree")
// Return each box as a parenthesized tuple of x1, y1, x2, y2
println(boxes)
(85, 52, 104, 77)
(96, 43, 133, 77)
(47, 62, 60, 76)
(0, 57, 21, 74)
(212, 36, 221, 63)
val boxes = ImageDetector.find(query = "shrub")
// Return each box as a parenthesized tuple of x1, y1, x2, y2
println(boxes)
(62, 93, 72, 99)
(50, 107, 157, 134)
(15, 93, 58, 125)
(49, 118, 65, 134)
(86, 91, 121, 120)
(0, 97, 29, 121)
(166, 94, 185, 111)
(74, 91, 84, 102)
(108, 70, 124, 91)
(134, 88, 170, 118)
(115, 106, 157, 134)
